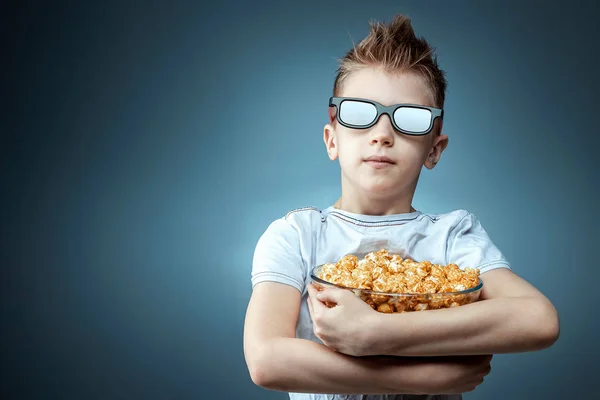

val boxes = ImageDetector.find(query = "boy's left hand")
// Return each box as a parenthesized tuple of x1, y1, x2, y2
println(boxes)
(306, 283, 379, 357)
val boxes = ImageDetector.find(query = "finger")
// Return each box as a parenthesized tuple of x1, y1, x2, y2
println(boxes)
(307, 284, 323, 312)
(315, 286, 347, 304)
(306, 293, 314, 317)
(307, 284, 330, 312)
(307, 283, 319, 298)
(306, 284, 320, 305)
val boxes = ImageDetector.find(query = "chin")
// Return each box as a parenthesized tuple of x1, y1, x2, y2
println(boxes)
(361, 182, 399, 197)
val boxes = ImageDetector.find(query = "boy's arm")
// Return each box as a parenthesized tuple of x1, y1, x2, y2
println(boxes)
(369, 268, 560, 357)
(309, 212, 560, 358)
(243, 281, 491, 395)
(311, 268, 559, 357)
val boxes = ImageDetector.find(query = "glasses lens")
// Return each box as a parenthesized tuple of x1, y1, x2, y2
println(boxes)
(339, 100, 377, 126)
(393, 107, 432, 133)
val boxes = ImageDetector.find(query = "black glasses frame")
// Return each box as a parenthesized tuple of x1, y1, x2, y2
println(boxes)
(329, 96, 444, 136)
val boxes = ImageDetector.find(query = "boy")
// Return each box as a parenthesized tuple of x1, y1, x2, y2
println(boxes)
(243, 14, 559, 400)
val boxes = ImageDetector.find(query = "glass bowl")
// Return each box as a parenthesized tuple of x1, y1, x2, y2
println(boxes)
(310, 264, 483, 313)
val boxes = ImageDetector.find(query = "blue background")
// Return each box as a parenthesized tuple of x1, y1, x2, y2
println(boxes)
(3, 0, 598, 399)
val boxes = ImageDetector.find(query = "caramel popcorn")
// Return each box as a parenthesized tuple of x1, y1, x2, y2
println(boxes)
(314, 249, 482, 313)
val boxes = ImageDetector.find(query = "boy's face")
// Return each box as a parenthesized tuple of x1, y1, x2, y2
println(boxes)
(324, 66, 448, 200)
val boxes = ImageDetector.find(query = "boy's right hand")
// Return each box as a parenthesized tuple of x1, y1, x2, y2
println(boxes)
(394, 354, 493, 394)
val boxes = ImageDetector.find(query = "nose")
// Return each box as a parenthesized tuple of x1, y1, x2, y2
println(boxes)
(369, 114, 395, 147)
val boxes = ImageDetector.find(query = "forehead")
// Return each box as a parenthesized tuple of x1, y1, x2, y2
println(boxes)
(339, 66, 435, 107)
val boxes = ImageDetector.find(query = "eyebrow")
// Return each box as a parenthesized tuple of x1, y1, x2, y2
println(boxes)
(341, 96, 436, 108)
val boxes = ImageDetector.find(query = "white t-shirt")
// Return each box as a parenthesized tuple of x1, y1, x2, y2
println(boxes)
(251, 206, 511, 400)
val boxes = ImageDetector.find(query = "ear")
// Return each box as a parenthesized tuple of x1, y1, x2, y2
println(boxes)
(424, 121, 448, 169)
(324, 123, 338, 161)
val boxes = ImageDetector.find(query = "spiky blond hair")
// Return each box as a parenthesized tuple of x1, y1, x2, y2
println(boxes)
(333, 14, 447, 108)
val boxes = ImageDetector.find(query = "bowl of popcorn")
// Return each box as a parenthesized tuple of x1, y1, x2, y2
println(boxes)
(310, 249, 483, 313)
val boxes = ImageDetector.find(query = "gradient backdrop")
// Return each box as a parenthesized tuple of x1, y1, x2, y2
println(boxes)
(3, 0, 599, 399)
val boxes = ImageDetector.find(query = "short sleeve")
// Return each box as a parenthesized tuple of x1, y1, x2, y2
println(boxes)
(251, 218, 306, 293)
(447, 211, 512, 274)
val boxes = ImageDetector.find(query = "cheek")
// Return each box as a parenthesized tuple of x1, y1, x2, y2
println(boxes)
(337, 151, 358, 172)
(397, 139, 430, 164)
(336, 136, 362, 163)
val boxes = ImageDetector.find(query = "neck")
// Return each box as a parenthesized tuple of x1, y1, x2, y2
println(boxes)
(333, 187, 417, 216)
(334, 169, 421, 215)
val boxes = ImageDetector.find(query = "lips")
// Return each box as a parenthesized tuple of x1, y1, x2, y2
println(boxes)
(363, 155, 396, 170)
(364, 155, 395, 164)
